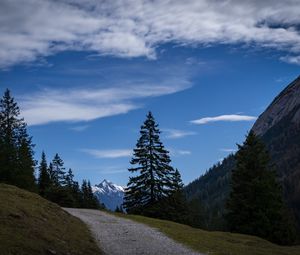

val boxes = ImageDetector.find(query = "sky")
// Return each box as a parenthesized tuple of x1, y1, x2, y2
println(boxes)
(0, 0, 300, 186)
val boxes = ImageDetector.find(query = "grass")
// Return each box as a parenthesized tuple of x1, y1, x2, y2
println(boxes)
(113, 212, 300, 255)
(0, 184, 102, 255)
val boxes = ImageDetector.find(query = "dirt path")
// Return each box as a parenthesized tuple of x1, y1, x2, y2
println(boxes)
(64, 208, 202, 255)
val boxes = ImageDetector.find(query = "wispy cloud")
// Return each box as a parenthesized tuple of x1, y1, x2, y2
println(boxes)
(82, 149, 132, 159)
(169, 149, 192, 157)
(190, 114, 257, 125)
(1, 0, 300, 68)
(220, 148, 237, 153)
(163, 129, 196, 139)
(19, 80, 191, 125)
(177, 150, 192, 156)
(97, 166, 128, 174)
(70, 125, 90, 132)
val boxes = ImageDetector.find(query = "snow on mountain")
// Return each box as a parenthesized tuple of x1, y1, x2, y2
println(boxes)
(92, 179, 125, 211)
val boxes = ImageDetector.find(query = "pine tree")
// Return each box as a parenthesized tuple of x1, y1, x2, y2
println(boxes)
(226, 131, 296, 244)
(0, 89, 36, 190)
(81, 179, 100, 209)
(171, 169, 184, 191)
(115, 206, 124, 213)
(48, 162, 55, 185)
(0, 89, 21, 184)
(15, 125, 36, 191)
(124, 112, 177, 214)
(65, 168, 75, 188)
(38, 151, 51, 196)
(51, 153, 66, 186)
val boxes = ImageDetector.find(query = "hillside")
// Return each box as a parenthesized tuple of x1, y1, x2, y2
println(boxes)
(185, 76, 300, 231)
(0, 184, 102, 255)
(115, 212, 300, 255)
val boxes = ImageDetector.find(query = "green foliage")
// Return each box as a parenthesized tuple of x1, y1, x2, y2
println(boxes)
(51, 153, 66, 186)
(38, 152, 102, 209)
(226, 131, 296, 245)
(81, 179, 101, 209)
(0, 89, 36, 191)
(124, 112, 178, 213)
(37, 151, 51, 196)
(0, 90, 103, 210)
(186, 196, 206, 228)
(115, 205, 124, 213)
(185, 154, 235, 230)
(261, 104, 300, 233)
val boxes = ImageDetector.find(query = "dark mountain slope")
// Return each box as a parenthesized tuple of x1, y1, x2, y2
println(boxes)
(185, 155, 235, 229)
(254, 76, 300, 229)
(185, 76, 300, 231)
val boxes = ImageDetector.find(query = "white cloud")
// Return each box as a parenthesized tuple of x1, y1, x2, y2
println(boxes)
(190, 114, 257, 125)
(1, 0, 300, 68)
(82, 149, 132, 159)
(19, 80, 190, 125)
(280, 55, 300, 65)
(163, 128, 196, 139)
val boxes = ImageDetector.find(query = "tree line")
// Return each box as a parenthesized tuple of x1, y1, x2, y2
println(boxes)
(123, 112, 297, 245)
(38, 151, 102, 208)
(0, 89, 101, 209)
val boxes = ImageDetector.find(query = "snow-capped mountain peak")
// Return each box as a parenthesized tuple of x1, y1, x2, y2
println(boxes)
(92, 179, 125, 211)
(93, 179, 124, 193)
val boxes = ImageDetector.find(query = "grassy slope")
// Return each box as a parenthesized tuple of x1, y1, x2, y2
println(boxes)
(0, 184, 102, 255)
(114, 213, 300, 255)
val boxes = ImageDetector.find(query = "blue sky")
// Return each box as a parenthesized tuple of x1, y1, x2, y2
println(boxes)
(0, 0, 300, 186)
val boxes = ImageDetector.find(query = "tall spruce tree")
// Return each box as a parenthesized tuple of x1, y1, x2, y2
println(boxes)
(38, 151, 50, 196)
(65, 168, 75, 188)
(226, 131, 296, 245)
(51, 153, 66, 186)
(124, 112, 178, 213)
(0, 89, 36, 190)
(16, 126, 36, 191)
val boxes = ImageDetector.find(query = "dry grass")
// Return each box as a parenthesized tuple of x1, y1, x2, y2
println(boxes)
(0, 184, 102, 255)
(114, 213, 300, 255)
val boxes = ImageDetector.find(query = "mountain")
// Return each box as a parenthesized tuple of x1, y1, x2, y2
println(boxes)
(92, 179, 125, 211)
(185, 76, 300, 231)
(253, 76, 300, 228)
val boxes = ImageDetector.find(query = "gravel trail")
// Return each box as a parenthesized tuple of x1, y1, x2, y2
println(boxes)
(64, 208, 202, 255)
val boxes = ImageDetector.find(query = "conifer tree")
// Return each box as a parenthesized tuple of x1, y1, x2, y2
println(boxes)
(81, 180, 100, 209)
(48, 162, 55, 185)
(124, 112, 177, 213)
(51, 153, 66, 186)
(226, 131, 296, 244)
(38, 151, 50, 196)
(0, 89, 36, 190)
(16, 126, 36, 191)
(65, 168, 75, 188)
(171, 169, 184, 191)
